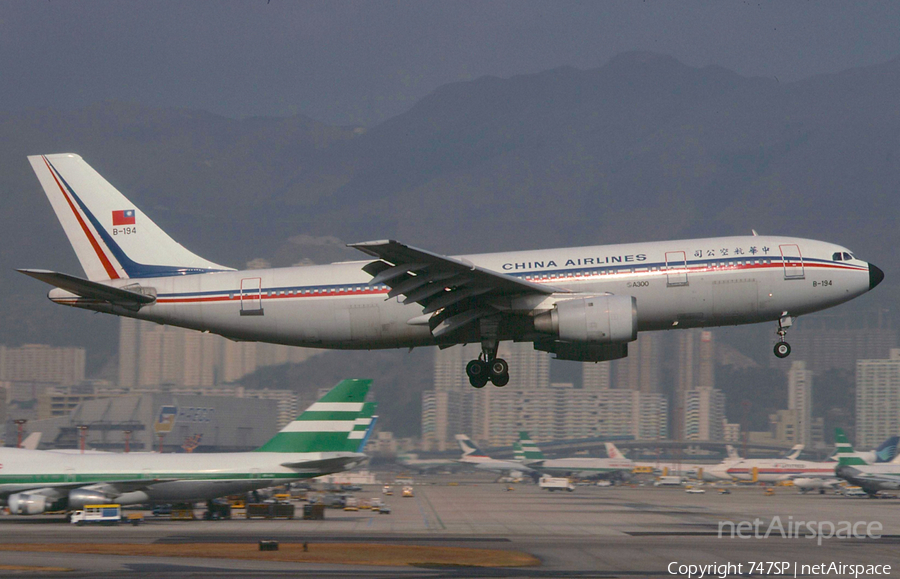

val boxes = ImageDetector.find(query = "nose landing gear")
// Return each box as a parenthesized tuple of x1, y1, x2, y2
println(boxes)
(773, 314, 793, 359)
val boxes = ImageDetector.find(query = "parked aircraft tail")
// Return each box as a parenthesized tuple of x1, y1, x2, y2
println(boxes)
(605, 442, 624, 459)
(875, 436, 899, 463)
(725, 445, 740, 460)
(834, 428, 867, 466)
(512, 442, 525, 462)
(27, 154, 232, 281)
(518, 431, 545, 462)
(255, 379, 372, 453)
(353, 403, 378, 453)
(783, 444, 804, 460)
(455, 434, 487, 458)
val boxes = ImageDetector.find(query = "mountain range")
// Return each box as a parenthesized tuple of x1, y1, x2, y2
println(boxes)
(2, 50, 896, 384)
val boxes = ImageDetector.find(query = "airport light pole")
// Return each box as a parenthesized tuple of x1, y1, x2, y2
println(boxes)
(123, 430, 132, 453)
(14, 419, 27, 449)
(77, 425, 88, 454)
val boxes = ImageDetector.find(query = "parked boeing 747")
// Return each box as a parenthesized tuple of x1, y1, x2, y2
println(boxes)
(0, 379, 375, 514)
(22, 154, 884, 387)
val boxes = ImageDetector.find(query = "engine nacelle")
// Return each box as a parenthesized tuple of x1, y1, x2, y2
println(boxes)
(8, 492, 50, 515)
(534, 295, 637, 343)
(68, 489, 111, 510)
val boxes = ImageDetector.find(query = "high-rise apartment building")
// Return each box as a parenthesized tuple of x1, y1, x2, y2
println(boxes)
(682, 387, 725, 441)
(856, 349, 900, 448)
(787, 361, 813, 446)
(613, 333, 661, 392)
(118, 318, 319, 389)
(582, 361, 611, 389)
(0, 344, 85, 385)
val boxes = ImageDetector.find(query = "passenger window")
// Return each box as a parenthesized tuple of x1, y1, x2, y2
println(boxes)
(833, 252, 842, 261)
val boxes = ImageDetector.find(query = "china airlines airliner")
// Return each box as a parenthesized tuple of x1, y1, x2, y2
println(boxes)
(22, 154, 883, 388)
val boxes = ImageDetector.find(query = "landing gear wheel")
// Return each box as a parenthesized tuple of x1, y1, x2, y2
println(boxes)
(774, 342, 791, 358)
(466, 359, 489, 388)
(489, 358, 508, 378)
(469, 375, 488, 388)
(491, 373, 510, 387)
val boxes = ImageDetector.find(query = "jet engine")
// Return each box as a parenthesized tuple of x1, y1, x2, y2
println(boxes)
(8, 492, 51, 515)
(68, 488, 112, 510)
(534, 295, 637, 343)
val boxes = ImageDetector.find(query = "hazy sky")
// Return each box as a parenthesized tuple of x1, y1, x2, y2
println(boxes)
(2, 1, 900, 126)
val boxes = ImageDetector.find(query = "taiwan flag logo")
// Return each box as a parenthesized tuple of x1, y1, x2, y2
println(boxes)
(112, 209, 136, 226)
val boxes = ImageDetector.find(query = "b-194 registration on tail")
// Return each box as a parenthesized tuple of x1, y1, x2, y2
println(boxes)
(22, 154, 884, 388)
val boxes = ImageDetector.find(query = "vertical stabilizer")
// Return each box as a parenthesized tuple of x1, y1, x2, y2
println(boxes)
(28, 154, 233, 281)
(784, 444, 804, 460)
(255, 379, 371, 453)
(834, 428, 867, 466)
(875, 436, 899, 463)
(518, 431, 545, 462)
(455, 434, 486, 458)
(605, 442, 624, 459)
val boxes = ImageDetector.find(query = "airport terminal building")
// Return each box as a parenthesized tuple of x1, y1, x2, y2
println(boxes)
(5, 394, 280, 453)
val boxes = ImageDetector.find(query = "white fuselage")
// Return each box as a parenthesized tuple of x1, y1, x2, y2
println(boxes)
(726, 459, 837, 482)
(535, 457, 634, 478)
(64, 235, 873, 350)
(0, 447, 364, 506)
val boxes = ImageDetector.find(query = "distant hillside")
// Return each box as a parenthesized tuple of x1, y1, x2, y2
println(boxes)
(3, 51, 897, 372)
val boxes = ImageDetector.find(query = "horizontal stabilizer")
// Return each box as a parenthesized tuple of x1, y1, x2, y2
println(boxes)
(18, 269, 155, 306)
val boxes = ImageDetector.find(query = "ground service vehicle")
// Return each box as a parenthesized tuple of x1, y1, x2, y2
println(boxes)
(539, 477, 575, 492)
(70, 504, 121, 526)
(654, 476, 684, 487)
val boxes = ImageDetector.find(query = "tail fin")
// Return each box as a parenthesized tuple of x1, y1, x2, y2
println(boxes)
(875, 436, 899, 463)
(725, 445, 740, 460)
(784, 444, 804, 460)
(28, 154, 232, 281)
(255, 379, 371, 453)
(21, 432, 42, 450)
(455, 434, 486, 458)
(834, 428, 867, 466)
(352, 403, 378, 453)
(605, 442, 624, 459)
(512, 442, 525, 462)
(518, 431, 545, 461)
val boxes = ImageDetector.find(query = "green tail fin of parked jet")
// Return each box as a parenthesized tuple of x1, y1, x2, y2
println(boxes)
(518, 431, 545, 462)
(255, 379, 372, 453)
(835, 428, 867, 466)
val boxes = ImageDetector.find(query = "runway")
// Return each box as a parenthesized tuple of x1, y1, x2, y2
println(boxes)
(1, 475, 898, 578)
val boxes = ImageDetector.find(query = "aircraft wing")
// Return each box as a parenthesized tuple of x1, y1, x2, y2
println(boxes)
(281, 454, 366, 474)
(18, 269, 155, 308)
(349, 240, 566, 340)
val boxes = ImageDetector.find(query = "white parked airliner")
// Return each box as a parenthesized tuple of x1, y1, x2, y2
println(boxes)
(22, 154, 884, 387)
(0, 379, 374, 514)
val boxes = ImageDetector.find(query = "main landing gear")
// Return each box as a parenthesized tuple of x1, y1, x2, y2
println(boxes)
(466, 356, 509, 388)
(773, 314, 793, 359)
(466, 318, 510, 388)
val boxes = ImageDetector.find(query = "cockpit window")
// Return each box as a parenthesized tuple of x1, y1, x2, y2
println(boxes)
(833, 252, 843, 262)
(844, 252, 854, 261)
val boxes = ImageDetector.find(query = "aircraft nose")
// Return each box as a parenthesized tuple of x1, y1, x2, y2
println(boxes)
(869, 263, 885, 290)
